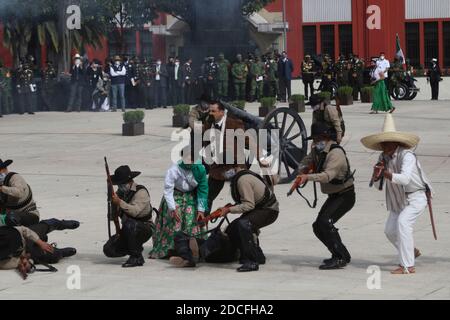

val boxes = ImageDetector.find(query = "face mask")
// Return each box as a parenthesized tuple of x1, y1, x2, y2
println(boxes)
(380, 56, 385, 60)
(118, 184, 130, 194)
(115, 61, 120, 66)
(75, 60, 81, 66)
(315, 141, 327, 152)
(157, 61, 162, 66)
(175, 62, 180, 66)
(224, 169, 236, 181)
(0, 173, 7, 185)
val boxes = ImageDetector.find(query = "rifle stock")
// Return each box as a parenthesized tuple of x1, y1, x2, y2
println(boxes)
(369, 160, 385, 190)
(287, 164, 315, 197)
(104, 157, 121, 237)
(197, 203, 233, 225)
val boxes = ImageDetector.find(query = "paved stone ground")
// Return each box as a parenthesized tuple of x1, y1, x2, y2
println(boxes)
(0, 98, 449, 300)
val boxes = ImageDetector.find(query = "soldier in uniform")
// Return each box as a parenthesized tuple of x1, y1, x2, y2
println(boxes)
(182, 58, 194, 105)
(217, 53, 231, 100)
(86, 59, 103, 110)
(349, 55, 364, 101)
(389, 56, 405, 93)
(264, 54, 278, 98)
(335, 54, 349, 87)
(427, 58, 442, 100)
(92, 72, 111, 111)
(204, 57, 218, 100)
(232, 54, 248, 101)
(0, 62, 13, 116)
(301, 55, 315, 100)
(41, 61, 58, 111)
(16, 60, 36, 115)
(319, 54, 334, 93)
(139, 58, 155, 109)
(249, 56, 265, 102)
(309, 94, 345, 144)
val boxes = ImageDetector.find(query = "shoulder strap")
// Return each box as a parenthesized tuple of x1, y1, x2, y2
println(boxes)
(3, 172, 17, 186)
(230, 170, 275, 209)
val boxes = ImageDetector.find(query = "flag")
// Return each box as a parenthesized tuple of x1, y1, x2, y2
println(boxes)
(396, 33, 406, 65)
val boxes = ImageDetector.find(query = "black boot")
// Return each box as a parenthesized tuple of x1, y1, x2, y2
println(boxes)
(55, 247, 77, 258)
(42, 219, 80, 232)
(237, 261, 259, 272)
(319, 258, 347, 270)
(122, 255, 145, 268)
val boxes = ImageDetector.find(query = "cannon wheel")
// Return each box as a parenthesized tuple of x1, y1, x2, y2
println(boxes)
(260, 107, 308, 184)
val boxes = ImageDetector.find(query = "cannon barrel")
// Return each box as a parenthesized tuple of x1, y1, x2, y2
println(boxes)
(219, 100, 262, 130)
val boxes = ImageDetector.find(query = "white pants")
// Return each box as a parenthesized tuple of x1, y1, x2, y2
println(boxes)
(384, 191, 427, 268)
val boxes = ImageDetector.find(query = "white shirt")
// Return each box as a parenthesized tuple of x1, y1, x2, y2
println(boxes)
(156, 65, 161, 81)
(174, 64, 180, 81)
(372, 66, 384, 81)
(164, 164, 200, 212)
(391, 151, 428, 193)
(209, 113, 227, 162)
(376, 59, 390, 78)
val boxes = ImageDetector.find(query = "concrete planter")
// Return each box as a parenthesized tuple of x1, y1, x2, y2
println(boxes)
(122, 122, 145, 136)
(338, 94, 353, 105)
(259, 106, 275, 117)
(172, 115, 189, 128)
(289, 101, 306, 113)
(361, 92, 373, 103)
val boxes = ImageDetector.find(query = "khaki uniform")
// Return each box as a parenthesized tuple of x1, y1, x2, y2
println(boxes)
(188, 105, 210, 130)
(229, 173, 279, 214)
(118, 183, 152, 221)
(0, 226, 40, 270)
(0, 173, 40, 221)
(300, 140, 354, 194)
(312, 104, 344, 143)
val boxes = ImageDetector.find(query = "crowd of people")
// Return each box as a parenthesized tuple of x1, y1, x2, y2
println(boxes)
(0, 49, 444, 118)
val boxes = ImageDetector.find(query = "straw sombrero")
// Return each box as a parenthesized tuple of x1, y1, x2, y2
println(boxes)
(361, 114, 420, 151)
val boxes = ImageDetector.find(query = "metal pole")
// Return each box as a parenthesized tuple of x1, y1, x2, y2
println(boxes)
(282, 0, 287, 52)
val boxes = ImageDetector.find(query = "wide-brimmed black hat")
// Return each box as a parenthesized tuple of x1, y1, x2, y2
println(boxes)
(110, 166, 141, 185)
(306, 122, 336, 140)
(307, 94, 325, 107)
(0, 159, 13, 169)
(0, 226, 23, 261)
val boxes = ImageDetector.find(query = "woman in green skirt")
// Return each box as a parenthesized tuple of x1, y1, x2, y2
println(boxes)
(149, 158, 208, 259)
(370, 63, 395, 114)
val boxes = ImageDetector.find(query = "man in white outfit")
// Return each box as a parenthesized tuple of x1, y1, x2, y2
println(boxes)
(361, 114, 433, 274)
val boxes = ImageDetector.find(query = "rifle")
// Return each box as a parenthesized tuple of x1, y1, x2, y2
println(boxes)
(287, 164, 318, 209)
(425, 185, 437, 240)
(369, 160, 385, 190)
(197, 203, 233, 226)
(104, 157, 121, 238)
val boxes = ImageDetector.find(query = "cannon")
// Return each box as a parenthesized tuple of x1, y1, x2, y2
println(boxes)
(220, 100, 309, 183)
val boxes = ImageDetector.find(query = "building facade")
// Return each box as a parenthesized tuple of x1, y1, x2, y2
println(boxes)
(274, 0, 450, 76)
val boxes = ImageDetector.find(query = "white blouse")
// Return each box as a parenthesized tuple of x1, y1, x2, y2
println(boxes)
(163, 164, 200, 212)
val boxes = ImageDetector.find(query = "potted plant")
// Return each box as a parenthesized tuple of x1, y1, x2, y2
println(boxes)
(361, 86, 375, 103)
(317, 91, 332, 105)
(232, 100, 246, 110)
(289, 94, 306, 113)
(173, 104, 191, 127)
(123, 110, 145, 136)
(259, 97, 276, 117)
(337, 86, 354, 105)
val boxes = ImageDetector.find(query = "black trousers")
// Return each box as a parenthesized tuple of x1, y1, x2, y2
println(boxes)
(27, 221, 63, 264)
(207, 177, 225, 214)
(103, 218, 152, 258)
(431, 81, 439, 100)
(18, 92, 34, 114)
(313, 187, 355, 262)
(279, 77, 291, 101)
(67, 83, 84, 111)
(303, 80, 314, 100)
(138, 85, 153, 109)
(154, 82, 167, 108)
(225, 208, 279, 264)
(183, 83, 194, 105)
(8, 211, 40, 227)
